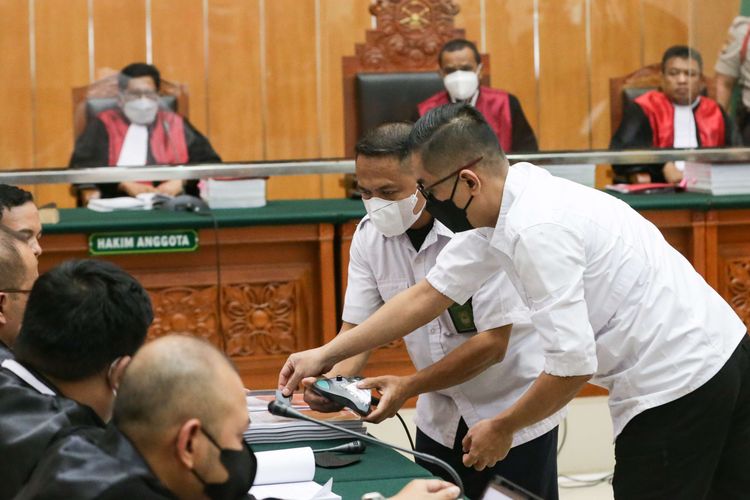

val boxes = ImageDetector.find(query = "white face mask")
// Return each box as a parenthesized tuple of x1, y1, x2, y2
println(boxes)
(443, 69, 479, 101)
(123, 97, 159, 125)
(362, 191, 425, 237)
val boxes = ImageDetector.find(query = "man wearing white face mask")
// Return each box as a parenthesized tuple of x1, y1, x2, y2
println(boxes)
(70, 63, 221, 200)
(302, 123, 561, 500)
(418, 39, 538, 153)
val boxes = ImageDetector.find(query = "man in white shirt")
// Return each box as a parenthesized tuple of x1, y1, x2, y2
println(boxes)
(303, 123, 562, 499)
(279, 104, 750, 499)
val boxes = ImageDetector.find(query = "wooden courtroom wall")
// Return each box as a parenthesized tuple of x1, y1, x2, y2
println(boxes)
(0, 0, 740, 207)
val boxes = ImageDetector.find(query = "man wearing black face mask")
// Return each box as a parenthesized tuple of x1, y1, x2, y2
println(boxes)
(17, 335, 255, 500)
(20, 335, 463, 500)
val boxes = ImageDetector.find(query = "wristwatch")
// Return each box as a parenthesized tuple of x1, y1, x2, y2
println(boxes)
(361, 493, 386, 500)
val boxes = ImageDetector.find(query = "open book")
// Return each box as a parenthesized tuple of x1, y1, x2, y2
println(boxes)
(250, 447, 340, 500)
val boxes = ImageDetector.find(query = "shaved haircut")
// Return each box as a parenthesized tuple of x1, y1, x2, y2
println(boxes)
(114, 336, 239, 442)
(409, 103, 507, 177)
(355, 122, 413, 166)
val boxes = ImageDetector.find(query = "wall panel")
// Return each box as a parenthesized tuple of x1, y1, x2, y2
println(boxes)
(34, 0, 90, 207)
(264, 0, 320, 200)
(207, 0, 264, 163)
(590, 0, 641, 149)
(455, 0, 483, 49)
(92, 0, 147, 77)
(641, 0, 689, 65)
(485, 0, 538, 141)
(151, 0, 207, 132)
(0, 0, 34, 180)
(319, 0, 371, 198)
(538, 0, 589, 150)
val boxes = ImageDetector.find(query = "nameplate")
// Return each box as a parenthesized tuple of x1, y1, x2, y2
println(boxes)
(88, 229, 199, 255)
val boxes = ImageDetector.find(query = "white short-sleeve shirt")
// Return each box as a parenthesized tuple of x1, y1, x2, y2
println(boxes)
(343, 216, 564, 448)
(427, 162, 747, 438)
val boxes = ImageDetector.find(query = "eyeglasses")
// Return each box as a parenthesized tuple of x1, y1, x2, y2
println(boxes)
(416, 156, 483, 199)
(122, 90, 159, 100)
(0, 289, 31, 294)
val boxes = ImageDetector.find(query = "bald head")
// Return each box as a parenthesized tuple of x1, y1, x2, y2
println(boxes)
(114, 335, 245, 442)
(409, 103, 507, 178)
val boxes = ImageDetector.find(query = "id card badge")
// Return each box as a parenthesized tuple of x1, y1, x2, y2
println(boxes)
(447, 298, 477, 334)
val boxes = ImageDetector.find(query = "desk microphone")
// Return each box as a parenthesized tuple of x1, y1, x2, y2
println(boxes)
(267, 401, 464, 499)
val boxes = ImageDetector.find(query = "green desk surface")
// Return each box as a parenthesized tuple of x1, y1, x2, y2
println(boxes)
(253, 438, 434, 500)
(43, 199, 367, 234)
(42, 193, 750, 235)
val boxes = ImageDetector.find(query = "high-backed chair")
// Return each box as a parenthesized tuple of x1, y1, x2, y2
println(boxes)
(342, 0, 490, 158)
(609, 63, 716, 134)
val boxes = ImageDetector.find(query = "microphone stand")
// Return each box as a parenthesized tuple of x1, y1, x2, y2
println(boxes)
(267, 401, 464, 499)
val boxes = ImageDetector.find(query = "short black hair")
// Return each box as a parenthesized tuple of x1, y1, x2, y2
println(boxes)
(409, 103, 505, 176)
(118, 63, 161, 91)
(0, 185, 33, 222)
(355, 122, 413, 160)
(439, 39, 481, 66)
(661, 45, 703, 73)
(14, 260, 153, 381)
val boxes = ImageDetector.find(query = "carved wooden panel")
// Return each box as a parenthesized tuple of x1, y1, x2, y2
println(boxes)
(357, 0, 464, 71)
(222, 281, 299, 357)
(147, 285, 222, 348)
(725, 259, 750, 330)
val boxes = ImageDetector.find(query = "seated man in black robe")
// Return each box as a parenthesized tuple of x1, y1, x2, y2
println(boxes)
(0, 260, 152, 498)
(610, 46, 740, 183)
(69, 63, 221, 201)
(19, 336, 461, 500)
(0, 226, 38, 362)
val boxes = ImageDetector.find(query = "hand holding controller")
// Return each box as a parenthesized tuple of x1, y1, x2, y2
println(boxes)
(310, 375, 373, 416)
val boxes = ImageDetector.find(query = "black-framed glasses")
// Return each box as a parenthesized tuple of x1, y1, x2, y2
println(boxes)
(417, 156, 483, 199)
(0, 289, 32, 294)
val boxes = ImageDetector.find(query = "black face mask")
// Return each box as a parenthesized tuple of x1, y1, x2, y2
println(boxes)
(192, 428, 257, 500)
(424, 174, 474, 232)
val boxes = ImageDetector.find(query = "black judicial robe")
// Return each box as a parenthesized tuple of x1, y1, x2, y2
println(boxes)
(0, 341, 12, 362)
(68, 115, 221, 199)
(16, 425, 177, 500)
(0, 364, 104, 500)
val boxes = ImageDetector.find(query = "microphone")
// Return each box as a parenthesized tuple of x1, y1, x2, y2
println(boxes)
(268, 401, 464, 498)
(312, 440, 366, 454)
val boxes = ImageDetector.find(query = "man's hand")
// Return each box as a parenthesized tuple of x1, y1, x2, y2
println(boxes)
(301, 377, 344, 413)
(118, 181, 156, 197)
(629, 172, 652, 184)
(156, 179, 185, 196)
(278, 347, 334, 396)
(389, 479, 461, 500)
(462, 417, 513, 471)
(662, 162, 684, 184)
(357, 375, 413, 423)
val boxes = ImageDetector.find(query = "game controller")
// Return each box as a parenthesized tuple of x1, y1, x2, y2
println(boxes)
(310, 376, 373, 416)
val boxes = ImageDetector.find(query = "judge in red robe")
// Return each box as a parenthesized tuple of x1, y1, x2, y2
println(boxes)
(610, 46, 739, 183)
(418, 39, 538, 153)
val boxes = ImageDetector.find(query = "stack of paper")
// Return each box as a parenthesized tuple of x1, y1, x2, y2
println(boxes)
(200, 178, 267, 208)
(684, 162, 750, 195)
(250, 447, 340, 500)
(86, 192, 167, 212)
(245, 391, 365, 444)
